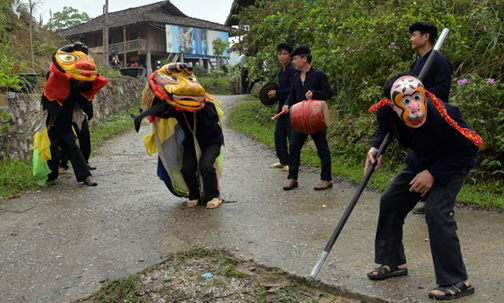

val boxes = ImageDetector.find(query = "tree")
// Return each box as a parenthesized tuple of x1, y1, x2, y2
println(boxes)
(212, 37, 230, 71)
(47, 6, 90, 31)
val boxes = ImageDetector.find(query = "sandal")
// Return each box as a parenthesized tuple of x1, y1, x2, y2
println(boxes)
(187, 199, 198, 208)
(367, 265, 408, 280)
(428, 281, 474, 300)
(270, 162, 285, 168)
(206, 198, 223, 209)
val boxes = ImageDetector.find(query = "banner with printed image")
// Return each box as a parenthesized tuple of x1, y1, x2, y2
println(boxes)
(165, 25, 229, 57)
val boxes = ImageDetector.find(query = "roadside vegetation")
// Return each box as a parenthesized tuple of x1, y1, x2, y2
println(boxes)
(233, 0, 503, 208)
(227, 96, 504, 209)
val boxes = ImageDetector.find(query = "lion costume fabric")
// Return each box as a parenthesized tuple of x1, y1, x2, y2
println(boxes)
(31, 42, 107, 185)
(134, 63, 224, 199)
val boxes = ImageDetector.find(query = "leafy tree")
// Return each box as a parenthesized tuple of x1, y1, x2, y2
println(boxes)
(212, 37, 230, 70)
(47, 6, 90, 31)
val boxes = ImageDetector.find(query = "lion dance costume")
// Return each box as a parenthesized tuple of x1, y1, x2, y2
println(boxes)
(31, 42, 107, 185)
(133, 63, 224, 208)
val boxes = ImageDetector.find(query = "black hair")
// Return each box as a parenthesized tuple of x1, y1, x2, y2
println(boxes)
(298, 53, 312, 64)
(382, 73, 416, 99)
(409, 22, 437, 45)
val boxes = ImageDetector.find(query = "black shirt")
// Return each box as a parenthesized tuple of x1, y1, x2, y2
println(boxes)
(285, 66, 333, 107)
(156, 100, 223, 148)
(276, 62, 296, 111)
(372, 100, 478, 186)
(411, 50, 453, 102)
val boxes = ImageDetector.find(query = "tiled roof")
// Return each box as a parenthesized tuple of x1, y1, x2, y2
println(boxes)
(60, 0, 229, 37)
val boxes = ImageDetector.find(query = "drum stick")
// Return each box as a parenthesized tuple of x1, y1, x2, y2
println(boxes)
(271, 109, 288, 120)
(309, 28, 449, 279)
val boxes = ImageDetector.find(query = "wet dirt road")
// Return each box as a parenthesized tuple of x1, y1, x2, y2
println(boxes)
(0, 95, 503, 303)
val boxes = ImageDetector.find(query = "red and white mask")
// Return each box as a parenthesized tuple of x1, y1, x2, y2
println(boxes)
(390, 76, 427, 128)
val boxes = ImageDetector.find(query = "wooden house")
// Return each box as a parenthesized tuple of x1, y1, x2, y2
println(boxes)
(60, 0, 230, 75)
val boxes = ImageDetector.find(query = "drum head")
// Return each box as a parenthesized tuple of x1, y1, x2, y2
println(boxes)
(321, 101, 330, 127)
(259, 83, 280, 106)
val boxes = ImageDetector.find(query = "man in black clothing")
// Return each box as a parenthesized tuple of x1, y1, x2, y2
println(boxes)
(410, 21, 453, 102)
(365, 74, 479, 300)
(282, 46, 333, 191)
(409, 21, 454, 214)
(268, 43, 296, 171)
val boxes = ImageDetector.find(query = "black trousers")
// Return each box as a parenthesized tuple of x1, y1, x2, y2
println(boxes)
(241, 69, 249, 94)
(48, 135, 91, 182)
(374, 165, 469, 285)
(181, 143, 221, 201)
(287, 129, 331, 181)
(61, 120, 91, 169)
(274, 113, 291, 165)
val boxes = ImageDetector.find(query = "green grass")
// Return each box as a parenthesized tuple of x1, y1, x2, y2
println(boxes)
(228, 99, 504, 210)
(0, 157, 39, 202)
(0, 99, 142, 204)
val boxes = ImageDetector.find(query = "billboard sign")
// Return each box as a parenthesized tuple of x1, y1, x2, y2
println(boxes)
(165, 25, 229, 58)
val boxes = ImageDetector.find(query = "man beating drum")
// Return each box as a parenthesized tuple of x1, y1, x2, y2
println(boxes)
(281, 46, 333, 191)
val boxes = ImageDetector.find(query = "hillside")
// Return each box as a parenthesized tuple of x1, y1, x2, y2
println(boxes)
(1, 1, 67, 92)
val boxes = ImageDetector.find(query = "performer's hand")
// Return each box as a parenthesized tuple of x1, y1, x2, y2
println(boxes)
(364, 147, 383, 174)
(282, 105, 289, 112)
(268, 90, 276, 98)
(409, 170, 434, 197)
(305, 90, 313, 100)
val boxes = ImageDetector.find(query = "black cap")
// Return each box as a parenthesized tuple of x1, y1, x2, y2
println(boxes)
(409, 22, 438, 39)
(290, 45, 311, 57)
(277, 43, 293, 54)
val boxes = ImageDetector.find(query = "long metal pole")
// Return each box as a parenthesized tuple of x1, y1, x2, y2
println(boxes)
(309, 28, 449, 279)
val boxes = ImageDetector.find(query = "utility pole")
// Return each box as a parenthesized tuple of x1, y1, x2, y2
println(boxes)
(29, 0, 35, 70)
(103, 0, 109, 74)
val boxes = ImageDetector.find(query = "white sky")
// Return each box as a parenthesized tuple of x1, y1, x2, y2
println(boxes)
(35, 0, 234, 25)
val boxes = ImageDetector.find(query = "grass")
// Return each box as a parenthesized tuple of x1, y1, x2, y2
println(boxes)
(227, 99, 504, 210)
(76, 247, 360, 303)
(0, 99, 142, 204)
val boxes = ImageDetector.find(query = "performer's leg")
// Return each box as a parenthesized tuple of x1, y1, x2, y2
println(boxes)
(274, 114, 290, 165)
(47, 144, 63, 181)
(199, 144, 221, 201)
(425, 167, 469, 285)
(59, 139, 90, 182)
(311, 129, 332, 181)
(287, 131, 307, 180)
(181, 145, 200, 200)
(375, 166, 420, 267)
(78, 120, 91, 163)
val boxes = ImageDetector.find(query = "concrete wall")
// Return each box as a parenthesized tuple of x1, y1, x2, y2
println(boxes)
(0, 77, 146, 160)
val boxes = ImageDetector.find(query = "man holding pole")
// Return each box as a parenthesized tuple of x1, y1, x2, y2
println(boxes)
(409, 21, 454, 214)
(282, 45, 333, 191)
(365, 73, 481, 300)
(268, 43, 296, 171)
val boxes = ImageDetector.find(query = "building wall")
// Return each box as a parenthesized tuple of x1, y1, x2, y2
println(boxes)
(0, 77, 146, 160)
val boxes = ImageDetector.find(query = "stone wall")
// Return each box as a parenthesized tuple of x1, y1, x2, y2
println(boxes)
(0, 77, 146, 160)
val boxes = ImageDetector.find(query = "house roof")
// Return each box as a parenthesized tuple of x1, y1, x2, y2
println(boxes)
(60, 0, 229, 37)
(224, 0, 256, 26)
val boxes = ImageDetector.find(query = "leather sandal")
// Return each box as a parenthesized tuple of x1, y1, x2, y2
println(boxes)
(367, 265, 408, 280)
(187, 199, 198, 208)
(206, 198, 223, 209)
(428, 281, 474, 300)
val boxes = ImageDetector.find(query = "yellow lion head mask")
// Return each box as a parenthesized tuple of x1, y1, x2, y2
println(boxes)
(53, 42, 98, 82)
(148, 63, 206, 112)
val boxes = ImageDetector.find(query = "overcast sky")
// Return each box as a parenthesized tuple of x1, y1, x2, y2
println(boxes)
(36, 0, 234, 25)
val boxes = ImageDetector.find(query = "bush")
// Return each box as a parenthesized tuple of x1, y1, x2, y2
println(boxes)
(237, 0, 504, 180)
